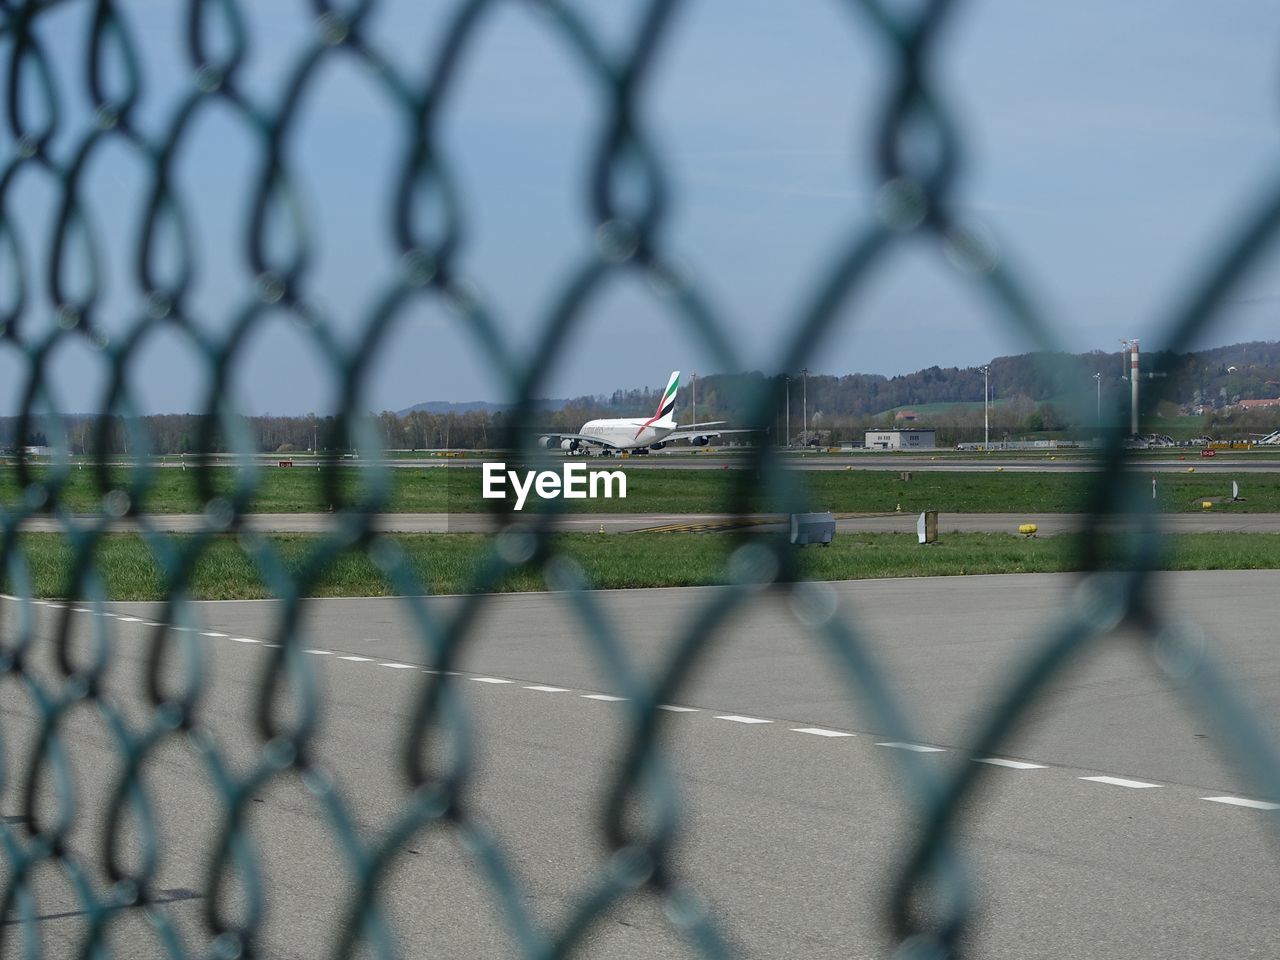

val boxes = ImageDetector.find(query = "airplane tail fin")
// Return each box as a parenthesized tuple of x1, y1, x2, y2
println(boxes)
(652, 371, 679, 427)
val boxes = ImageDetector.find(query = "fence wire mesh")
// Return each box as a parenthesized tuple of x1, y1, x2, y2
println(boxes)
(1, 1, 1280, 958)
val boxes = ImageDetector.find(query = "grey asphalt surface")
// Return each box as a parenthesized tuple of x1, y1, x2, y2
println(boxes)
(15, 510, 1280, 535)
(591, 454, 1280, 473)
(85, 452, 1280, 472)
(3, 571, 1279, 957)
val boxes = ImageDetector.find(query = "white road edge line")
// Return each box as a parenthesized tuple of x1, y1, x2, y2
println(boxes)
(1080, 775, 1160, 789)
(1202, 796, 1280, 810)
(792, 727, 853, 738)
(339, 655, 373, 662)
(658, 705, 699, 713)
(305, 649, 333, 655)
(524, 685, 569, 693)
(473, 677, 513, 684)
(582, 694, 626, 702)
(716, 715, 771, 725)
(975, 758, 1046, 770)
(379, 662, 417, 669)
(876, 742, 944, 753)
(231, 637, 260, 644)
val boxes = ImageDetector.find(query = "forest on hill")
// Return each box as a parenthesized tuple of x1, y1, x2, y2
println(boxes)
(4, 342, 1280, 453)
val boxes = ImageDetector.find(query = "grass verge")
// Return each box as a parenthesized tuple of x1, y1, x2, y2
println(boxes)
(6, 532, 1280, 601)
(5, 465, 1280, 513)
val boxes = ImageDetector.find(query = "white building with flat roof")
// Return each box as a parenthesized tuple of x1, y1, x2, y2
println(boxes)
(864, 429, 936, 450)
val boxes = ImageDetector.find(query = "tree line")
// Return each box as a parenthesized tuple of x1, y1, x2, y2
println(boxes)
(3, 341, 1278, 454)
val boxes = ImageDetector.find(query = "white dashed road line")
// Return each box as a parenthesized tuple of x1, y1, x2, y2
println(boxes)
(877, 742, 945, 753)
(1080, 776, 1160, 789)
(1202, 796, 1279, 810)
(16, 599, 1276, 820)
(793, 727, 854, 738)
(976, 758, 1046, 770)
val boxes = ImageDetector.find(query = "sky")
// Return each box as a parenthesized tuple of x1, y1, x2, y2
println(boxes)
(3, 0, 1280, 416)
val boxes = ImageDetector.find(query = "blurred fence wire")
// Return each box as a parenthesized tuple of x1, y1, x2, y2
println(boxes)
(3, 1, 1280, 958)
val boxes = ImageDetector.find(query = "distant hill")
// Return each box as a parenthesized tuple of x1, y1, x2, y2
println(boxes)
(397, 398, 569, 416)
(389, 340, 1280, 442)
(693, 341, 1280, 421)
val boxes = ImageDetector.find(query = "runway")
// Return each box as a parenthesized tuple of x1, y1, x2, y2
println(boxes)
(601, 454, 1280, 474)
(77, 452, 1280, 473)
(14, 510, 1280, 535)
(3, 572, 1278, 957)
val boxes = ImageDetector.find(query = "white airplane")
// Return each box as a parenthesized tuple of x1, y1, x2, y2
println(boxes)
(538, 371, 752, 454)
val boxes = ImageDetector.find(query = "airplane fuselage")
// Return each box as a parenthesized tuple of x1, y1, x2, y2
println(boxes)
(578, 418, 674, 450)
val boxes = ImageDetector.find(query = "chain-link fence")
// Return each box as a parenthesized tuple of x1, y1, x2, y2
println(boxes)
(3, 1, 1280, 957)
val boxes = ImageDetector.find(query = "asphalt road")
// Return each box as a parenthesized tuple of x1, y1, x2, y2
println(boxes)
(607, 454, 1280, 474)
(3, 572, 1278, 957)
(16, 511, 1280, 535)
(77, 452, 1280, 472)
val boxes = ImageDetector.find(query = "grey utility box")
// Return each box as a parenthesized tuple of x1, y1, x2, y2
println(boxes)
(790, 512, 835, 546)
(917, 510, 939, 544)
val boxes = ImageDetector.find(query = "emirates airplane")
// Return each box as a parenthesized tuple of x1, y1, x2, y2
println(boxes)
(538, 371, 751, 454)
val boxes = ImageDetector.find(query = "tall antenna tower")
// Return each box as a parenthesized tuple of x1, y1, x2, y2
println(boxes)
(1119, 339, 1140, 437)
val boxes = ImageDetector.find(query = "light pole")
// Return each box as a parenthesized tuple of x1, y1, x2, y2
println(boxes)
(691, 372, 697, 426)
(802, 367, 809, 447)
(980, 365, 990, 448)
(784, 376, 791, 447)
(1093, 372, 1101, 430)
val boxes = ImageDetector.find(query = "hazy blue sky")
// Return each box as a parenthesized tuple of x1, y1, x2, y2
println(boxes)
(4, 0, 1280, 416)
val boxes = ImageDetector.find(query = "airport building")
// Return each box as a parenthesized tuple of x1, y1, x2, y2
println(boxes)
(864, 429, 936, 450)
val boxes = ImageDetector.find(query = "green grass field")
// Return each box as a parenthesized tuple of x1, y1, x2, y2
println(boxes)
(8, 531, 1280, 600)
(3, 464, 1280, 514)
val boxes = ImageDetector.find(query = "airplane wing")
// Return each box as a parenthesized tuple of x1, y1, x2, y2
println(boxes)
(662, 428, 757, 443)
(680, 420, 727, 430)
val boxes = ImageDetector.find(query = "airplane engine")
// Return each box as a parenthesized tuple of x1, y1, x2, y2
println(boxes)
(538, 435, 554, 448)
(690, 435, 710, 446)
(649, 442, 666, 450)
(560, 438, 580, 451)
